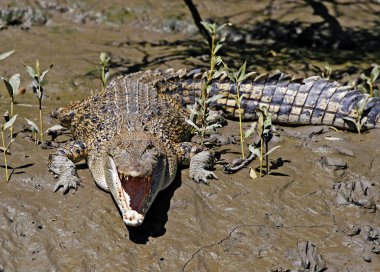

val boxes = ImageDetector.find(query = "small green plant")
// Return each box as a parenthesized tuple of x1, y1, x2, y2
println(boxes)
(186, 22, 229, 144)
(99, 52, 110, 92)
(224, 62, 252, 159)
(343, 95, 369, 134)
(1, 114, 17, 182)
(248, 106, 281, 177)
(25, 60, 53, 143)
(1, 74, 21, 138)
(358, 65, 379, 97)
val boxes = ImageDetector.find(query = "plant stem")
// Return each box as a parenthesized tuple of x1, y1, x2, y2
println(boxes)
(236, 82, 245, 159)
(10, 96, 14, 139)
(200, 81, 206, 146)
(369, 82, 373, 97)
(265, 140, 269, 174)
(1, 129, 9, 182)
(260, 137, 263, 177)
(200, 31, 216, 144)
(39, 98, 44, 143)
(101, 65, 106, 92)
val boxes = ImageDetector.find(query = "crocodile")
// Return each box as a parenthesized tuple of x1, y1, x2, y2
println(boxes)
(48, 69, 380, 227)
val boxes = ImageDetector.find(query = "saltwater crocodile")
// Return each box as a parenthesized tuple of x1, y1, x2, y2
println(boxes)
(48, 69, 380, 226)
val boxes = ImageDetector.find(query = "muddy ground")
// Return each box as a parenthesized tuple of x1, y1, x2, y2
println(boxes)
(0, 0, 380, 271)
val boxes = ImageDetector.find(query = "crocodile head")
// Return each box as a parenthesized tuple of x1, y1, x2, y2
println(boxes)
(104, 132, 168, 226)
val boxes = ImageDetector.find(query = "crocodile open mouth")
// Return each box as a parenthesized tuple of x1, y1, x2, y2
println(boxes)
(118, 173, 152, 212)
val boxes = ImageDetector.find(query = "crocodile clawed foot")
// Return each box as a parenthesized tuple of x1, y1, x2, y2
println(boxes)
(190, 169, 218, 184)
(189, 151, 218, 184)
(48, 154, 82, 194)
(53, 175, 81, 194)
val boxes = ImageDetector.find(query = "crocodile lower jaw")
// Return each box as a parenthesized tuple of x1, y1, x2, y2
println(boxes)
(106, 157, 145, 226)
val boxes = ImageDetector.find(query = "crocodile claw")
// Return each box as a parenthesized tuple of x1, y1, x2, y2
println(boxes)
(53, 175, 81, 194)
(189, 151, 218, 184)
(48, 154, 81, 194)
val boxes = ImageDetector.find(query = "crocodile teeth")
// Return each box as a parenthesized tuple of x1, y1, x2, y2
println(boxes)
(119, 174, 153, 212)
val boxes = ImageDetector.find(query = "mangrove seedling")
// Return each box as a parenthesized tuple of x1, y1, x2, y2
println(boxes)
(99, 52, 110, 92)
(224, 61, 255, 159)
(248, 106, 281, 177)
(25, 60, 53, 143)
(187, 22, 229, 144)
(1, 73, 21, 138)
(1, 114, 17, 182)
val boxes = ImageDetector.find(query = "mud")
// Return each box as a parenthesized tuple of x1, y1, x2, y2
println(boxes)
(0, 0, 380, 271)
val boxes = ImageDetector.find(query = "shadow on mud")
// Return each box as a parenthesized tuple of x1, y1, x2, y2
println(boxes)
(127, 173, 182, 244)
(106, 17, 380, 79)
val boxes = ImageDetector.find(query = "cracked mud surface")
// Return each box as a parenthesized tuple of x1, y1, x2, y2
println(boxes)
(1, 0, 380, 271)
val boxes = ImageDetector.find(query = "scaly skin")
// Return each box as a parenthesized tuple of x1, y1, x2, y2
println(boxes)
(49, 69, 380, 227)
(158, 70, 380, 130)
(49, 70, 214, 226)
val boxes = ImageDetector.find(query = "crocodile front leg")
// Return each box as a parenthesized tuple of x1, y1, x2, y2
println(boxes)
(176, 142, 218, 184)
(48, 141, 87, 193)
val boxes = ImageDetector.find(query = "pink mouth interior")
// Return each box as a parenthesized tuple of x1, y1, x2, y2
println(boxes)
(119, 174, 152, 211)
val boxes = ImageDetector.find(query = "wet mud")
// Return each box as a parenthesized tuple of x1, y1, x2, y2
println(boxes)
(0, 0, 380, 271)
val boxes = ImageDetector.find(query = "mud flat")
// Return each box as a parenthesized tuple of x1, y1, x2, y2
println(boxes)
(0, 0, 379, 271)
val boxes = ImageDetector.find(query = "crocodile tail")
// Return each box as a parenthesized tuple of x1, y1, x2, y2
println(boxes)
(159, 69, 380, 131)
(209, 72, 380, 131)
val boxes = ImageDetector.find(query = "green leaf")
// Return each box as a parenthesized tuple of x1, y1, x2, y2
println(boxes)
(99, 52, 108, 64)
(216, 23, 231, 33)
(370, 65, 379, 82)
(214, 43, 223, 55)
(9, 74, 21, 95)
(238, 93, 245, 103)
(248, 145, 261, 158)
(3, 114, 18, 131)
(25, 118, 40, 132)
(26, 66, 36, 78)
(263, 115, 272, 130)
(36, 59, 40, 75)
(206, 85, 213, 94)
(360, 116, 368, 127)
(200, 21, 215, 34)
(237, 61, 247, 81)
(1, 78, 13, 97)
(104, 71, 110, 82)
(0, 50, 15, 61)
(212, 70, 221, 79)
(185, 119, 201, 131)
(40, 65, 53, 82)
(244, 122, 257, 139)
(215, 56, 223, 66)
(264, 145, 281, 157)
(358, 95, 369, 113)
